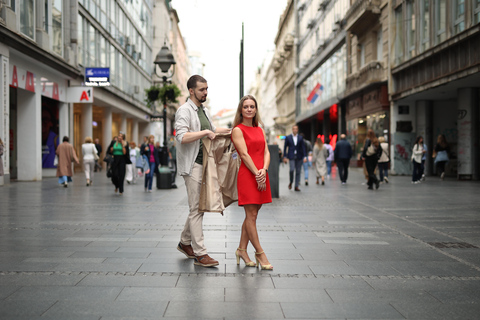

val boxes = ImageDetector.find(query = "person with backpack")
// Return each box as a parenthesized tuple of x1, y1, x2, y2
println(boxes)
(361, 129, 382, 190)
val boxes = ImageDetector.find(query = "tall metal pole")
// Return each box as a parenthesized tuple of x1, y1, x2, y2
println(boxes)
(239, 23, 244, 99)
(162, 76, 168, 166)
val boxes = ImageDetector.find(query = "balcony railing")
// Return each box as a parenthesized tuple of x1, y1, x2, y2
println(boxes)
(346, 61, 386, 94)
(345, 0, 381, 36)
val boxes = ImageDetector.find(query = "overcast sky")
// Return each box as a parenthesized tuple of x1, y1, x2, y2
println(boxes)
(170, 0, 288, 114)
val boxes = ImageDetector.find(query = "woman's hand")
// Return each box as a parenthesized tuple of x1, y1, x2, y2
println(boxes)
(257, 181, 266, 192)
(255, 169, 267, 184)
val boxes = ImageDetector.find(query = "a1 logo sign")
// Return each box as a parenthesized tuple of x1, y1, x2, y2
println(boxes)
(80, 89, 91, 101)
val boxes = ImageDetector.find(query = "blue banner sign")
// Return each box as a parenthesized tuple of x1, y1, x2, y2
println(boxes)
(85, 68, 110, 86)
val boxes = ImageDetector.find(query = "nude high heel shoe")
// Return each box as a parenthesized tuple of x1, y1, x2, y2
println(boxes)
(255, 251, 273, 270)
(236, 248, 256, 267)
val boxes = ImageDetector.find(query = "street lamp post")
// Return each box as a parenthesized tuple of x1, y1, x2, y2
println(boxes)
(153, 43, 176, 167)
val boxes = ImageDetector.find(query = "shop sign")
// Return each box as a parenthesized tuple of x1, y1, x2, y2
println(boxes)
(66, 87, 93, 103)
(41, 77, 65, 101)
(85, 68, 110, 87)
(9, 64, 35, 92)
(150, 115, 163, 122)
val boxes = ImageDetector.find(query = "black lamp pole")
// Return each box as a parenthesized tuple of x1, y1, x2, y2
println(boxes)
(154, 43, 176, 166)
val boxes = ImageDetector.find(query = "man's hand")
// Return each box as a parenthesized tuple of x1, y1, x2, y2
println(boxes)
(204, 130, 216, 140)
(283, 158, 288, 164)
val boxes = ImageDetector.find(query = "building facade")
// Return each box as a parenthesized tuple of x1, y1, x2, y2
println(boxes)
(0, 0, 189, 186)
(389, 0, 480, 178)
(343, 0, 390, 165)
(295, 0, 350, 145)
(273, 0, 296, 140)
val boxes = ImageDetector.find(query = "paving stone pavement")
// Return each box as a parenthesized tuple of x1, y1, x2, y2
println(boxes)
(1, 165, 480, 319)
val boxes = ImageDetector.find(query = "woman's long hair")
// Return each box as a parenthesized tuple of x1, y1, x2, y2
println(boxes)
(437, 134, 447, 148)
(414, 136, 423, 150)
(315, 137, 324, 149)
(232, 95, 264, 128)
(367, 129, 379, 147)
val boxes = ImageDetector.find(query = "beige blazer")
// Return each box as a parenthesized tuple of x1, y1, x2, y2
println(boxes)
(199, 133, 239, 214)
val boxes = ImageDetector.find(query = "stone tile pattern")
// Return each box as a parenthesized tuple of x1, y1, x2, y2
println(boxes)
(1, 166, 480, 319)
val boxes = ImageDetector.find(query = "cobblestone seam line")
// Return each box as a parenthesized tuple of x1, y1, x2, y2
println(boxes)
(1, 271, 480, 280)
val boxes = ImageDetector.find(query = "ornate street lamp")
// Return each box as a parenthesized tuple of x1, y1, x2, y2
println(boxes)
(153, 43, 176, 167)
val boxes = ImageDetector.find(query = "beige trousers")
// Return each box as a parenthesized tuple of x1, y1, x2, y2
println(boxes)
(84, 159, 95, 181)
(180, 163, 207, 256)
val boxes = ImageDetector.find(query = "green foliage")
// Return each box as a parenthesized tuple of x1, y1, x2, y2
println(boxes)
(144, 83, 182, 109)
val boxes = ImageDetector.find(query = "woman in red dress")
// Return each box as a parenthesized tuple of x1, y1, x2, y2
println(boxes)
(231, 95, 273, 270)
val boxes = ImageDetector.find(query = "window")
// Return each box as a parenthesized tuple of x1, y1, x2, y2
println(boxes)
(20, 0, 35, 39)
(110, 45, 116, 85)
(100, 36, 107, 67)
(52, 0, 63, 56)
(436, 0, 447, 43)
(360, 43, 365, 68)
(406, 0, 416, 58)
(88, 24, 96, 66)
(475, 0, 480, 23)
(78, 14, 84, 66)
(376, 28, 383, 61)
(420, 0, 430, 52)
(454, 0, 465, 33)
(395, 6, 404, 64)
(44, 1, 48, 32)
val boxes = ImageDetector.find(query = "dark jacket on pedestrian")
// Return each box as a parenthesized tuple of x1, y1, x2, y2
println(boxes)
(140, 143, 160, 167)
(95, 143, 102, 156)
(283, 134, 307, 160)
(334, 139, 353, 161)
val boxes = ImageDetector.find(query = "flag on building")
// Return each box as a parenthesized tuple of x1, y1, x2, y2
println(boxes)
(306, 83, 324, 104)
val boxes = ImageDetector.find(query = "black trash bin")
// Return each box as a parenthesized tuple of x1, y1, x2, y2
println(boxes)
(268, 144, 279, 198)
(156, 166, 172, 189)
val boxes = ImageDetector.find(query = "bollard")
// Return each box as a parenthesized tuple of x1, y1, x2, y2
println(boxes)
(157, 166, 172, 189)
(268, 144, 279, 198)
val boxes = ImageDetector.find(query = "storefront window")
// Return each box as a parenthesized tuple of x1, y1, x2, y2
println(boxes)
(20, 0, 35, 39)
(42, 97, 59, 168)
(347, 112, 389, 160)
(52, 0, 63, 56)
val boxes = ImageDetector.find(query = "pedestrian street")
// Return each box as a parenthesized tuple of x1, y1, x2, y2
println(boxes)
(1, 165, 480, 319)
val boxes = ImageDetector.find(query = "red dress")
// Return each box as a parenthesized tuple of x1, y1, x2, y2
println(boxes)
(235, 124, 272, 206)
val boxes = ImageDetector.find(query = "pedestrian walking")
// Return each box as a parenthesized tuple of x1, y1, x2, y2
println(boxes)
(126, 141, 138, 184)
(56, 136, 79, 187)
(361, 129, 382, 190)
(174, 75, 231, 267)
(420, 142, 428, 181)
(94, 138, 102, 172)
(283, 125, 307, 191)
(141, 135, 159, 192)
(107, 132, 130, 195)
(324, 137, 334, 178)
(231, 95, 273, 270)
(300, 133, 312, 185)
(334, 134, 353, 184)
(378, 136, 390, 183)
(312, 136, 329, 185)
(0, 138, 4, 177)
(433, 134, 449, 180)
(411, 136, 425, 184)
(81, 136, 98, 186)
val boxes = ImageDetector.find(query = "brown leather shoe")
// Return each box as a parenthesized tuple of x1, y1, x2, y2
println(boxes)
(194, 254, 219, 267)
(295, 187, 301, 191)
(177, 242, 195, 259)
(288, 183, 292, 189)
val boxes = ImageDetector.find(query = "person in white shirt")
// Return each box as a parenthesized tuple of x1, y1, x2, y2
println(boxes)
(411, 136, 426, 184)
(81, 136, 98, 186)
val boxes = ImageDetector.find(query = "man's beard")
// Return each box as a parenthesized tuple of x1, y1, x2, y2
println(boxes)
(195, 92, 207, 103)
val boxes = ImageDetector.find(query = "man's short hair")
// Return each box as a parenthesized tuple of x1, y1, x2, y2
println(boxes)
(187, 75, 207, 90)
(63, 136, 69, 142)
